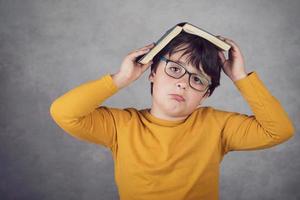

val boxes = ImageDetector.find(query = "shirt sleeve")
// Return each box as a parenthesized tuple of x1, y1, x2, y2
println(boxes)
(49, 74, 121, 150)
(219, 71, 295, 154)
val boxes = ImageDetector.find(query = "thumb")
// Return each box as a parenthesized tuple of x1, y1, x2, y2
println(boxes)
(140, 60, 153, 73)
(218, 51, 226, 66)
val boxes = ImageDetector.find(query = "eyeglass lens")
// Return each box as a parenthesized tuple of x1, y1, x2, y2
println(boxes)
(165, 61, 209, 91)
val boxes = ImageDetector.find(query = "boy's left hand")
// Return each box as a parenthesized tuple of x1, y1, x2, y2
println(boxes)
(216, 36, 247, 82)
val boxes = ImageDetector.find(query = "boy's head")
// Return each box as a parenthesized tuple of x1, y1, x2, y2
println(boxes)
(148, 30, 223, 119)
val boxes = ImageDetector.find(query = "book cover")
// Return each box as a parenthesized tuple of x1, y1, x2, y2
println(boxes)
(137, 22, 231, 64)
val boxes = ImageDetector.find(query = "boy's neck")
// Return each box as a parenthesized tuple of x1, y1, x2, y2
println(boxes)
(149, 107, 189, 122)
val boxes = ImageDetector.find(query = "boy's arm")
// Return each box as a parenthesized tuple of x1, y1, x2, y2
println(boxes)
(49, 43, 154, 150)
(49, 73, 122, 150)
(219, 71, 295, 154)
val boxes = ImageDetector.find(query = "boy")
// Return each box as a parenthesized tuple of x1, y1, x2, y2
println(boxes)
(50, 31, 295, 200)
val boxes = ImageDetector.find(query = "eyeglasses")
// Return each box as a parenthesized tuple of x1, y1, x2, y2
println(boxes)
(159, 56, 211, 92)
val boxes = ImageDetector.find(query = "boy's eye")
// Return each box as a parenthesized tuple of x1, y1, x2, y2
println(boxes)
(170, 66, 181, 72)
(193, 76, 203, 85)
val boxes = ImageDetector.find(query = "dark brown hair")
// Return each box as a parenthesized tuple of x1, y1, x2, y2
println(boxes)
(149, 25, 223, 97)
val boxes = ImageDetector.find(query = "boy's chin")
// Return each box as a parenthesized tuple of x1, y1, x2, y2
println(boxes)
(164, 106, 193, 117)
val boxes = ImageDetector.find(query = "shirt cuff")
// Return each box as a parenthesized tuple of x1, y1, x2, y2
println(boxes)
(233, 71, 271, 106)
(233, 71, 258, 88)
(101, 73, 120, 93)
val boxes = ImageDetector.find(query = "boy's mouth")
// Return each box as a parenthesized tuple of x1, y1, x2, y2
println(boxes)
(169, 94, 186, 102)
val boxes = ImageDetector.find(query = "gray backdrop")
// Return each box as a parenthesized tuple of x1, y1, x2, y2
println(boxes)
(1, 0, 299, 199)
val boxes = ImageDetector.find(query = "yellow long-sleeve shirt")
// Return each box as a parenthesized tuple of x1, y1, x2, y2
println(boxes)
(49, 71, 295, 200)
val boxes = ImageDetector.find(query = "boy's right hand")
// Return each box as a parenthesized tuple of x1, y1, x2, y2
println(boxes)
(112, 43, 155, 89)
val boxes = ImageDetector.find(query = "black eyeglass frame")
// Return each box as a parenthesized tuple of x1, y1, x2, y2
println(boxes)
(159, 56, 211, 93)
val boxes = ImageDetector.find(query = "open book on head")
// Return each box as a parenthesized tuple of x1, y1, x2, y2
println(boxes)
(137, 22, 231, 65)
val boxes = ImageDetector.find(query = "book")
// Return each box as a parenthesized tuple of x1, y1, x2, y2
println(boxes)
(137, 22, 231, 64)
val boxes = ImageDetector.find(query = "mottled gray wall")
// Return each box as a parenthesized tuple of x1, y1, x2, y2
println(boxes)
(1, 0, 299, 199)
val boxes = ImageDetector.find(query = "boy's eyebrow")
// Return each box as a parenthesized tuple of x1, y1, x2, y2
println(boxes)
(174, 59, 203, 74)
(173, 58, 211, 81)
(174, 59, 186, 65)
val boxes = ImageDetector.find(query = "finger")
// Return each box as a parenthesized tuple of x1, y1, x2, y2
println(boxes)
(220, 37, 240, 52)
(127, 48, 151, 61)
(129, 43, 154, 55)
(138, 43, 155, 51)
(218, 51, 226, 65)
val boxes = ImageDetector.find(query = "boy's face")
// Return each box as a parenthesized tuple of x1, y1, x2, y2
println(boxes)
(148, 50, 211, 121)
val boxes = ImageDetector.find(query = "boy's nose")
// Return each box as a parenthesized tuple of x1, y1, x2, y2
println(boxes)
(176, 74, 189, 89)
(176, 82, 187, 89)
